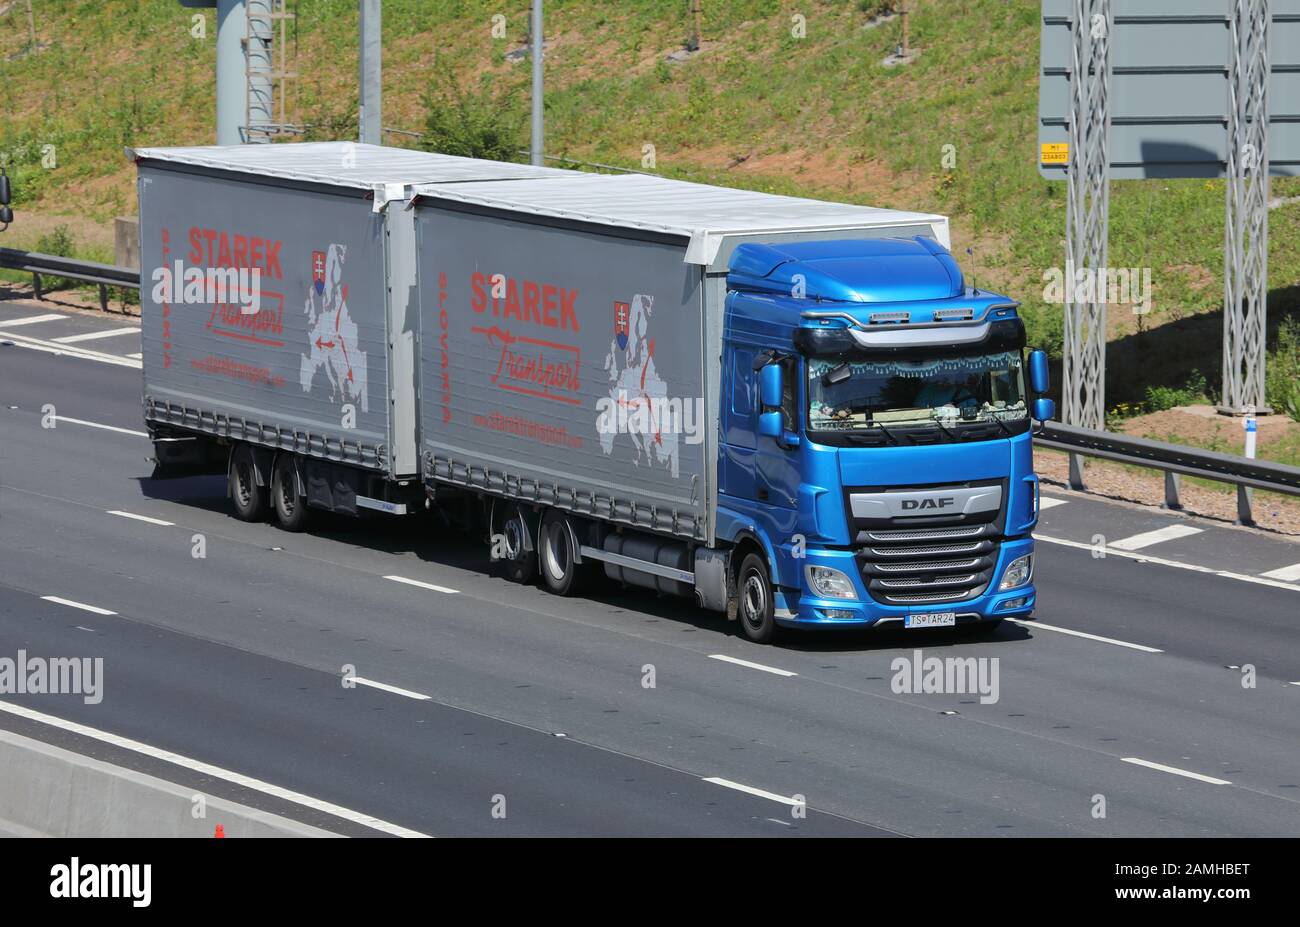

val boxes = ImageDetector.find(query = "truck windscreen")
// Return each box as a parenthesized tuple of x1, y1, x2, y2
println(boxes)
(807, 350, 1027, 434)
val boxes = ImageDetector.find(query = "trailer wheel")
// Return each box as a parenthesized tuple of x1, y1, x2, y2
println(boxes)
(229, 444, 267, 522)
(539, 510, 586, 596)
(499, 505, 538, 584)
(271, 453, 312, 532)
(737, 552, 780, 644)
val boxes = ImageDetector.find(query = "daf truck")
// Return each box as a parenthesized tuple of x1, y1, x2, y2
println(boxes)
(137, 145, 1055, 644)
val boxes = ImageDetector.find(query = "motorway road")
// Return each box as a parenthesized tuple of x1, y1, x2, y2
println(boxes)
(1, 311, 1299, 837)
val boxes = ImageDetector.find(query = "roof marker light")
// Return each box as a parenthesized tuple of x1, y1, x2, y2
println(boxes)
(933, 308, 975, 321)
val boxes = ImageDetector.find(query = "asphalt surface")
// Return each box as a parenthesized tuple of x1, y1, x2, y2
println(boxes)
(1, 303, 1299, 837)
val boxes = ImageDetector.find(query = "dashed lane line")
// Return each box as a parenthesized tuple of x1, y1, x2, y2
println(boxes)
(703, 777, 803, 806)
(39, 595, 117, 616)
(52, 416, 149, 438)
(1121, 757, 1232, 786)
(0, 313, 66, 327)
(107, 510, 174, 527)
(351, 677, 432, 701)
(383, 574, 459, 595)
(1007, 619, 1163, 653)
(51, 327, 141, 345)
(1260, 563, 1300, 583)
(1109, 524, 1204, 551)
(1035, 534, 1300, 593)
(708, 654, 798, 677)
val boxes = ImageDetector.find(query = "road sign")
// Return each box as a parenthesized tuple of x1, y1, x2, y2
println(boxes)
(1039, 0, 1300, 179)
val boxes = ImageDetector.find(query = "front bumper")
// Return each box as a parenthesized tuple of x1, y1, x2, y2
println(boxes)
(775, 537, 1036, 628)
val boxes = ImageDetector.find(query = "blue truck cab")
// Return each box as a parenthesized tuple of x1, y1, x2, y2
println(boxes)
(716, 236, 1055, 643)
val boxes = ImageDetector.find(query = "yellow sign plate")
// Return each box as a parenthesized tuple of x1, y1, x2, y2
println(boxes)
(1041, 142, 1069, 165)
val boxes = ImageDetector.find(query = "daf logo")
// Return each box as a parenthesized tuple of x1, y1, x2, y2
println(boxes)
(901, 497, 956, 511)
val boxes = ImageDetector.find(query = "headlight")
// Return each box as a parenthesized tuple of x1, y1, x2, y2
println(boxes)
(805, 565, 858, 600)
(999, 554, 1033, 590)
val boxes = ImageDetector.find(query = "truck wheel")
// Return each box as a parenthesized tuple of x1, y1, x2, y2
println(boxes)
(271, 453, 312, 532)
(229, 444, 267, 522)
(539, 510, 586, 596)
(737, 552, 780, 644)
(499, 505, 538, 584)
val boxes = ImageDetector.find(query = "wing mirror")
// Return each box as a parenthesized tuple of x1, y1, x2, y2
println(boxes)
(1028, 349, 1050, 395)
(756, 359, 800, 447)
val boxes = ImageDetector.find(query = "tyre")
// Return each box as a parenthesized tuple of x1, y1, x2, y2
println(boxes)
(539, 510, 587, 596)
(229, 444, 267, 522)
(498, 504, 538, 584)
(271, 453, 312, 532)
(737, 552, 780, 644)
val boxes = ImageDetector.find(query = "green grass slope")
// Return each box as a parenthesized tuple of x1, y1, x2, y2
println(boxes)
(1, 0, 1297, 420)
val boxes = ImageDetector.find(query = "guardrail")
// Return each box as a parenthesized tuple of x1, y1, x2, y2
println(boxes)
(0, 247, 140, 313)
(1036, 421, 1300, 527)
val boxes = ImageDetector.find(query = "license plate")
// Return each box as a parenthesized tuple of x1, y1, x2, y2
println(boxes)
(905, 611, 957, 629)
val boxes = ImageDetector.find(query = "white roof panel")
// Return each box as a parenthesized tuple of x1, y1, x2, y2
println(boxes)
(410, 172, 949, 265)
(128, 142, 567, 192)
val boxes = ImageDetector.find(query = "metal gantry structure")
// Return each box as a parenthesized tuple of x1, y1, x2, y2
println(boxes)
(359, 0, 382, 145)
(530, 0, 545, 166)
(1222, 0, 1272, 414)
(245, 0, 301, 141)
(1062, 0, 1112, 485)
(1059, 0, 1276, 489)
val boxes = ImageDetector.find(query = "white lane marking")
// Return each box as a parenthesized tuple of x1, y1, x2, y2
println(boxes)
(1261, 563, 1300, 583)
(50, 327, 141, 344)
(1291, 682, 1300, 687)
(703, 777, 802, 806)
(1037, 496, 1069, 510)
(352, 677, 432, 701)
(383, 574, 459, 595)
(108, 510, 174, 527)
(0, 313, 65, 327)
(1109, 524, 1204, 551)
(126, 352, 143, 360)
(0, 700, 430, 837)
(1006, 618, 1162, 653)
(708, 654, 798, 677)
(53, 416, 149, 438)
(40, 595, 117, 616)
(1121, 757, 1231, 785)
(1036, 534, 1300, 593)
(0, 331, 142, 369)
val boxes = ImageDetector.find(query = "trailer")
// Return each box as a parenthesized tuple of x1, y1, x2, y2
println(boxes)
(133, 142, 565, 524)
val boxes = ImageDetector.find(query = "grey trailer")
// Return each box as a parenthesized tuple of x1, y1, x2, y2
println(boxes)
(133, 142, 566, 527)
(408, 172, 947, 597)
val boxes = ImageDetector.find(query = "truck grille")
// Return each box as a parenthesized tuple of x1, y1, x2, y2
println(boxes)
(848, 480, 1006, 607)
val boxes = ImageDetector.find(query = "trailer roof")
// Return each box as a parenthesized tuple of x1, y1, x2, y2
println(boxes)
(128, 142, 565, 192)
(410, 173, 949, 266)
